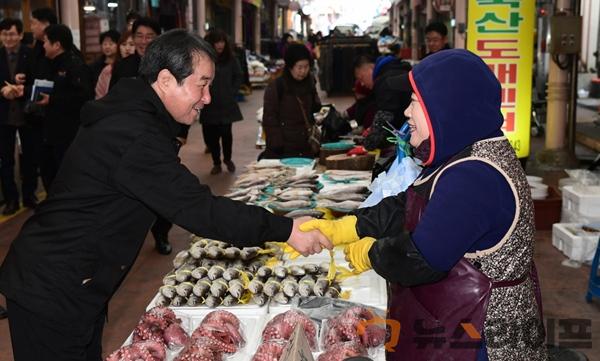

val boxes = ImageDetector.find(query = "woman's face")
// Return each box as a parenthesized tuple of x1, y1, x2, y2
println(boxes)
(404, 93, 430, 147)
(214, 41, 226, 55)
(120, 36, 135, 58)
(102, 38, 118, 58)
(290, 59, 310, 81)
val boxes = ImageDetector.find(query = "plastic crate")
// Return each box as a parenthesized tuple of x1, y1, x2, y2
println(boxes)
(552, 223, 600, 262)
(562, 185, 600, 217)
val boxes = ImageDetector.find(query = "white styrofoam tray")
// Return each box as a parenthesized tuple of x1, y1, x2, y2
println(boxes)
(562, 185, 600, 217)
(552, 223, 600, 262)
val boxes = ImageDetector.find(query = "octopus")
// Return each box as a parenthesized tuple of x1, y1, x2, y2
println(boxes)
(261, 310, 317, 349)
(173, 337, 224, 361)
(251, 341, 287, 361)
(316, 341, 368, 361)
(105, 340, 166, 361)
(322, 306, 386, 350)
(190, 310, 244, 354)
(132, 306, 189, 349)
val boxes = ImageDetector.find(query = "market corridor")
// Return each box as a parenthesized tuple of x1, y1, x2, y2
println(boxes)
(0, 87, 599, 360)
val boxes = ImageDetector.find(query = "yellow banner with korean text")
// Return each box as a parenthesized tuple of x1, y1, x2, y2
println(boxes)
(467, 0, 535, 158)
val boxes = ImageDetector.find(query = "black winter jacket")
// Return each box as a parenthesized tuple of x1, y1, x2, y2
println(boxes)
(0, 78, 292, 325)
(199, 58, 243, 125)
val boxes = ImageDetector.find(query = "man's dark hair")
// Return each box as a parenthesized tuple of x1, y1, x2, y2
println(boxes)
(353, 54, 374, 69)
(204, 28, 232, 63)
(126, 10, 141, 24)
(0, 18, 23, 33)
(139, 29, 216, 85)
(132, 17, 161, 37)
(100, 29, 120, 44)
(32, 7, 58, 25)
(425, 21, 448, 37)
(44, 24, 73, 52)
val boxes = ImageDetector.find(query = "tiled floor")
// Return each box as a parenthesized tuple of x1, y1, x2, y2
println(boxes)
(0, 87, 599, 360)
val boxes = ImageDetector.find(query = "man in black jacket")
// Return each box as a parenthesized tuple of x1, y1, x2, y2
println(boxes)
(34, 24, 93, 187)
(0, 29, 330, 360)
(0, 19, 38, 216)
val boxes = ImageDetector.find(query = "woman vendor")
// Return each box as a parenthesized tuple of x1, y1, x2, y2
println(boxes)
(301, 49, 547, 360)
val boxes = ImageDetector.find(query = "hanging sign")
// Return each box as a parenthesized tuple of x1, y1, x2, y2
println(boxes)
(467, 0, 535, 158)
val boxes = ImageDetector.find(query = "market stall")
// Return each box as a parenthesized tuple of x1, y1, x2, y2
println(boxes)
(107, 159, 388, 361)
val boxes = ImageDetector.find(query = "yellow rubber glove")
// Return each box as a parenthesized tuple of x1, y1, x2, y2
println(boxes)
(343, 237, 376, 274)
(299, 216, 359, 246)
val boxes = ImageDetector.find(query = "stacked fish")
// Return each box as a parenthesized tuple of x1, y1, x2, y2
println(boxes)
(157, 237, 342, 308)
(224, 165, 322, 215)
(247, 262, 342, 305)
(316, 183, 370, 212)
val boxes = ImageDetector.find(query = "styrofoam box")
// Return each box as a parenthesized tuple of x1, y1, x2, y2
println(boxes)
(562, 185, 600, 217)
(552, 223, 600, 262)
(561, 206, 600, 224)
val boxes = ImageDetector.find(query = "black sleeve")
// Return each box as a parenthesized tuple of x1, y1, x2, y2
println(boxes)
(352, 192, 406, 239)
(112, 130, 293, 246)
(368, 232, 447, 286)
(108, 62, 121, 89)
(363, 110, 394, 151)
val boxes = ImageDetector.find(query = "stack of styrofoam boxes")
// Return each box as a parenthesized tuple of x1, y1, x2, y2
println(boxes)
(552, 223, 600, 262)
(561, 185, 600, 224)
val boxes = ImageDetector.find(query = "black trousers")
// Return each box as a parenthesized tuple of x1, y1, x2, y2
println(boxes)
(40, 141, 70, 191)
(0, 124, 42, 203)
(202, 123, 233, 166)
(7, 299, 105, 361)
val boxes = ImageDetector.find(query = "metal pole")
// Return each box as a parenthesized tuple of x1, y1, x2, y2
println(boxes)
(567, 0, 581, 154)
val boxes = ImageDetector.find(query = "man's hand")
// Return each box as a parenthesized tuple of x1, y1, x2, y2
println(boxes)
(15, 73, 26, 85)
(1, 86, 15, 99)
(287, 217, 333, 257)
(35, 92, 49, 106)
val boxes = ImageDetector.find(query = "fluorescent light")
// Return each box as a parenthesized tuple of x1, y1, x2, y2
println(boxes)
(83, 1, 96, 12)
(107, 2, 119, 8)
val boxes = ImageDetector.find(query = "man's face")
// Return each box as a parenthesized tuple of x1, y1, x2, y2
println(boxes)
(43, 35, 62, 59)
(30, 18, 48, 40)
(134, 25, 157, 57)
(425, 31, 447, 54)
(160, 55, 215, 125)
(0, 25, 23, 52)
(355, 64, 374, 89)
(101, 38, 118, 58)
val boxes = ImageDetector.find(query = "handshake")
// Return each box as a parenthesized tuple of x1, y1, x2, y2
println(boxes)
(285, 216, 375, 273)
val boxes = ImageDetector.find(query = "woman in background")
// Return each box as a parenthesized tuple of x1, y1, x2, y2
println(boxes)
(95, 30, 133, 99)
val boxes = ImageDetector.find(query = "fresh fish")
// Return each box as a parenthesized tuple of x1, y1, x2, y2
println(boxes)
(273, 291, 289, 304)
(225, 188, 250, 198)
(319, 262, 330, 274)
(273, 265, 287, 278)
(208, 265, 227, 281)
(313, 278, 329, 297)
(248, 278, 264, 294)
(231, 194, 251, 202)
(228, 279, 245, 299)
(235, 176, 269, 188)
(302, 264, 320, 274)
(190, 236, 209, 247)
(277, 188, 314, 198)
(316, 193, 366, 202)
(230, 259, 245, 270)
(186, 295, 202, 306)
(245, 256, 268, 274)
(193, 278, 211, 297)
(240, 247, 261, 261)
(172, 250, 190, 269)
(284, 209, 325, 219)
(317, 200, 363, 210)
(256, 266, 272, 278)
(162, 272, 177, 286)
(155, 294, 170, 306)
(176, 281, 194, 297)
(160, 285, 177, 299)
(223, 247, 241, 259)
(200, 258, 217, 268)
(273, 187, 313, 196)
(191, 266, 209, 280)
(324, 283, 342, 298)
(210, 278, 229, 298)
(205, 246, 224, 259)
(298, 275, 315, 297)
(288, 265, 306, 277)
(282, 277, 299, 297)
(204, 295, 222, 308)
(252, 293, 268, 306)
(170, 295, 186, 307)
(270, 200, 313, 210)
(264, 277, 281, 297)
(223, 267, 241, 281)
(175, 266, 194, 283)
(319, 184, 368, 195)
(189, 242, 206, 259)
(222, 294, 238, 307)
(206, 240, 230, 249)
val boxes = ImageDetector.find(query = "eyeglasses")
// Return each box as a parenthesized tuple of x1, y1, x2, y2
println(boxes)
(134, 33, 156, 41)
